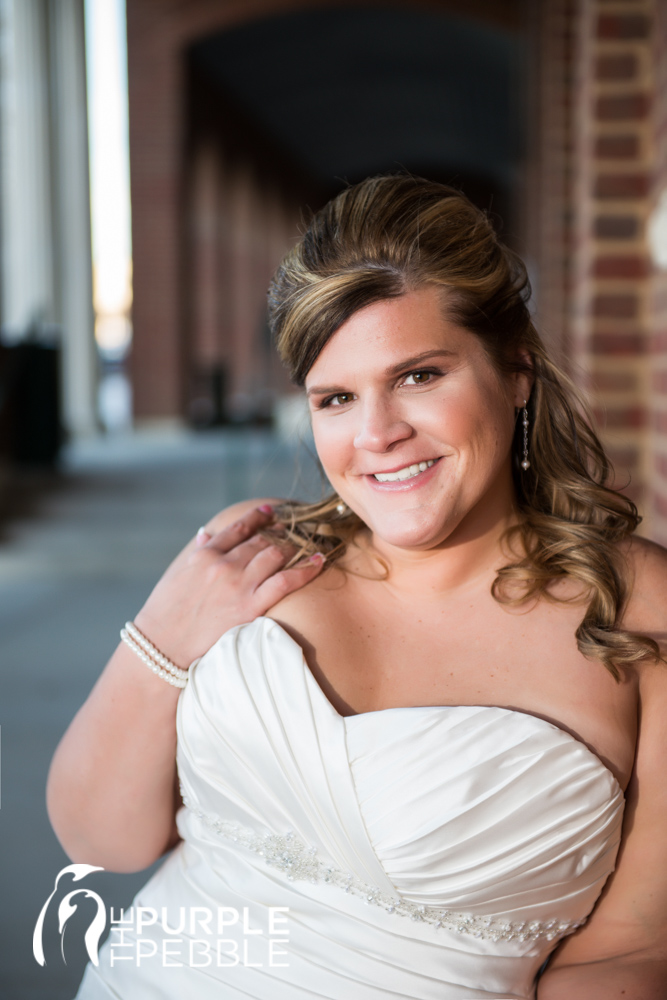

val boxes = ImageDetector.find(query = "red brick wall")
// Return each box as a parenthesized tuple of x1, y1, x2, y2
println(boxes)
(650, 0, 667, 541)
(570, 0, 654, 517)
(528, 0, 667, 534)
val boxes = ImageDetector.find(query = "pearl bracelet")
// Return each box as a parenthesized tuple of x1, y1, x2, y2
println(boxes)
(120, 621, 189, 688)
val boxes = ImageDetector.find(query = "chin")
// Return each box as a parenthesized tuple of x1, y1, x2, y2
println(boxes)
(366, 512, 448, 551)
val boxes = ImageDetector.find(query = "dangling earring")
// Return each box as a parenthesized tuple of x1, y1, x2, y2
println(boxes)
(520, 400, 530, 471)
(336, 500, 348, 515)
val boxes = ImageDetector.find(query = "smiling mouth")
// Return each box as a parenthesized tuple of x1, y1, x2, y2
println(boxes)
(372, 459, 437, 483)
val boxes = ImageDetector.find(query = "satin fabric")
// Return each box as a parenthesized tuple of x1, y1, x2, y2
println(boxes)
(76, 617, 625, 999)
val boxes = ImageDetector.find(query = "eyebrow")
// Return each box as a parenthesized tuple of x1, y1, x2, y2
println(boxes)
(306, 349, 458, 397)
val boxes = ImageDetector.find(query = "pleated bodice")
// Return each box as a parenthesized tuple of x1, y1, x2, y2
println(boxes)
(77, 616, 625, 1000)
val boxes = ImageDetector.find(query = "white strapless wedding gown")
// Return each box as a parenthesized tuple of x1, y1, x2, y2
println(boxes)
(76, 617, 624, 999)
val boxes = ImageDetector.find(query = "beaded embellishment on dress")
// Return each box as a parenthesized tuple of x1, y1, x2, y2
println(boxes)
(180, 789, 584, 944)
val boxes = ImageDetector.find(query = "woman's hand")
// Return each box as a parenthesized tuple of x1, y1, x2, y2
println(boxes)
(47, 498, 325, 872)
(133, 501, 325, 669)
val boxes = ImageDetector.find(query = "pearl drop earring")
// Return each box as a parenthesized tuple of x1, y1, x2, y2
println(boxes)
(336, 501, 348, 515)
(521, 400, 531, 471)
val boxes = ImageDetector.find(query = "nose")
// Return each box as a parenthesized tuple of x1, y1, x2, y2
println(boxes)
(353, 396, 413, 453)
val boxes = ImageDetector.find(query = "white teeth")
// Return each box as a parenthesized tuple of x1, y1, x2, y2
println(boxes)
(373, 459, 435, 482)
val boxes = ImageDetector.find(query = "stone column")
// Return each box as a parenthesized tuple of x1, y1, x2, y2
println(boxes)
(0, 0, 96, 439)
(0, 0, 55, 340)
(526, 0, 578, 364)
(227, 165, 259, 419)
(187, 140, 223, 424)
(126, 2, 184, 424)
(49, 0, 97, 438)
(191, 142, 222, 368)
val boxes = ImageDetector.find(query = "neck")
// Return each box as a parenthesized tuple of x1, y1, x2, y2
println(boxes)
(361, 481, 521, 597)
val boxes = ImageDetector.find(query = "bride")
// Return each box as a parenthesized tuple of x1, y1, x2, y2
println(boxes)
(48, 176, 667, 999)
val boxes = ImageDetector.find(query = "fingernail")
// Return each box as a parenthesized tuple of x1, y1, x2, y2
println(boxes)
(196, 527, 211, 547)
(257, 504, 273, 514)
(309, 552, 326, 565)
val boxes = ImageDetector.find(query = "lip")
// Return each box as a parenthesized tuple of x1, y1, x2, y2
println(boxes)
(365, 457, 440, 476)
(364, 457, 442, 491)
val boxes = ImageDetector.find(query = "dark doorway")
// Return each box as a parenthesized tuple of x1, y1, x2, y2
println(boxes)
(183, 5, 525, 423)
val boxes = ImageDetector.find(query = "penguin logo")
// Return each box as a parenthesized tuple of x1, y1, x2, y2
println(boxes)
(33, 864, 106, 966)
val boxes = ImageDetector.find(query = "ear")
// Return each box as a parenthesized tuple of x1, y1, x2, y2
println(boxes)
(511, 350, 535, 408)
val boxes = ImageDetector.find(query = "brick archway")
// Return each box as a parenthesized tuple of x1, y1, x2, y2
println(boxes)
(127, 0, 523, 424)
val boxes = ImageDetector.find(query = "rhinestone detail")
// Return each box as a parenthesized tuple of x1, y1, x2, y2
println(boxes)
(180, 790, 584, 944)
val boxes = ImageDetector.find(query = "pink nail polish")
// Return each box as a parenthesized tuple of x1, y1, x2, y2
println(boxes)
(258, 504, 273, 514)
(310, 552, 325, 565)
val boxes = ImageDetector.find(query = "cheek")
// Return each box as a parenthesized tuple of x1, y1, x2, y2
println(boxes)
(435, 384, 513, 462)
(311, 419, 350, 476)
(419, 386, 485, 440)
(471, 399, 516, 465)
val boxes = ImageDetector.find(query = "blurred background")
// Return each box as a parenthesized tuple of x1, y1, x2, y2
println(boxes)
(0, 0, 666, 996)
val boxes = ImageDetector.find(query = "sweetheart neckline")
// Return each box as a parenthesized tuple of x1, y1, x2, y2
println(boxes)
(256, 615, 625, 796)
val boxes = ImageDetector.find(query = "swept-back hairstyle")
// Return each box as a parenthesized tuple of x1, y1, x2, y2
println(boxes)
(267, 174, 659, 679)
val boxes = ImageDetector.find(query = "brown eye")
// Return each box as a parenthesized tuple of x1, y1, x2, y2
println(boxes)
(319, 392, 355, 408)
(404, 371, 432, 385)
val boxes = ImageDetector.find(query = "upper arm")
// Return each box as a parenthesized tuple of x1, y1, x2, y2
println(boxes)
(549, 538, 667, 968)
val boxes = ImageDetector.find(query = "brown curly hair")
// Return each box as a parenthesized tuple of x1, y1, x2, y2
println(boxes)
(266, 174, 659, 680)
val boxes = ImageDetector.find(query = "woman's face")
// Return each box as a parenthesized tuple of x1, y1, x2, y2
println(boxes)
(305, 287, 531, 552)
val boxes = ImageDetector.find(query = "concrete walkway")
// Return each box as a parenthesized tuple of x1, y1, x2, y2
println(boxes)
(0, 428, 322, 1000)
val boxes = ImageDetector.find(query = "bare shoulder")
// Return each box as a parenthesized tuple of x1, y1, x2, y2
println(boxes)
(619, 533, 667, 755)
(548, 535, 667, 971)
(203, 498, 286, 534)
(620, 534, 667, 634)
(267, 534, 371, 638)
